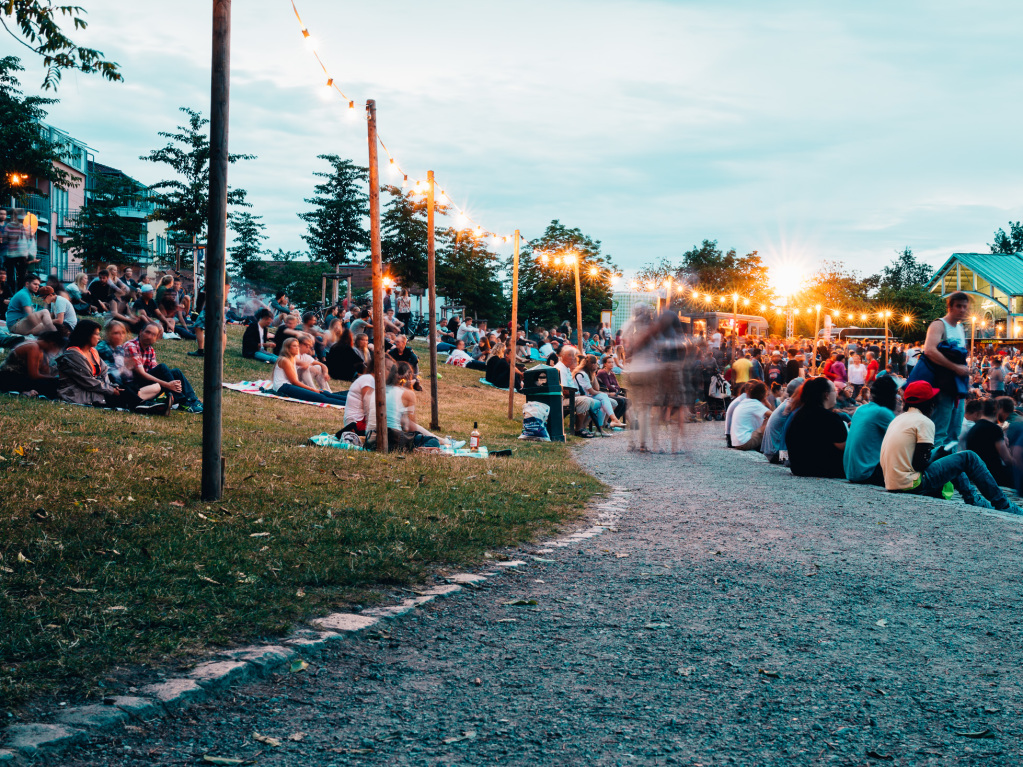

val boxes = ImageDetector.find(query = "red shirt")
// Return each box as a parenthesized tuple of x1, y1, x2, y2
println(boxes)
(866, 359, 879, 383)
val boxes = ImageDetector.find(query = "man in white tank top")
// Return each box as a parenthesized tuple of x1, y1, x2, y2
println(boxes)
(923, 291, 971, 449)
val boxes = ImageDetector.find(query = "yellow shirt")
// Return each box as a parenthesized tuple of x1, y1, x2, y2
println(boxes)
(879, 408, 935, 490)
(732, 357, 752, 384)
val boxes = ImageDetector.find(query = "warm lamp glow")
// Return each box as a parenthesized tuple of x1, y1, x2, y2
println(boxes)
(743, 298, 750, 306)
(589, 266, 599, 277)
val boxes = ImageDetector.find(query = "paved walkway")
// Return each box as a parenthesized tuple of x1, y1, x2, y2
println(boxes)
(65, 423, 1023, 766)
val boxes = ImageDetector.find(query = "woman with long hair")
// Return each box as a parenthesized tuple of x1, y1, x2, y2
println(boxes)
(573, 353, 626, 431)
(271, 338, 348, 405)
(785, 376, 847, 478)
(326, 327, 364, 382)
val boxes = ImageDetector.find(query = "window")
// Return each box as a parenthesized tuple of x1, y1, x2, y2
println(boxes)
(958, 265, 975, 291)
(943, 268, 957, 294)
(977, 275, 992, 296)
(994, 287, 1009, 308)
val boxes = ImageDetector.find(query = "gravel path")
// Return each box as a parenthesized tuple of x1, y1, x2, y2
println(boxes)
(62, 423, 1023, 766)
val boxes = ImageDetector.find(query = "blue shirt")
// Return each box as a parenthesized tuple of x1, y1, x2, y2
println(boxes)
(761, 399, 796, 457)
(843, 402, 895, 482)
(5, 287, 34, 327)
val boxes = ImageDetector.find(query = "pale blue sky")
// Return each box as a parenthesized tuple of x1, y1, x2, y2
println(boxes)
(20, 0, 1023, 284)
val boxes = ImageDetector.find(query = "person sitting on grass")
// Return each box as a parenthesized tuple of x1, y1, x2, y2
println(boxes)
(97, 319, 135, 388)
(64, 273, 93, 315)
(785, 376, 847, 479)
(843, 374, 898, 485)
(390, 361, 457, 448)
(338, 359, 389, 436)
(297, 333, 334, 391)
(270, 337, 348, 405)
(269, 291, 291, 323)
(326, 327, 363, 381)
(485, 342, 524, 391)
(132, 284, 160, 330)
(55, 318, 165, 410)
(444, 339, 475, 367)
(45, 278, 78, 335)
(123, 322, 203, 413)
(242, 308, 278, 363)
(5, 274, 58, 336)
(574, 353, 626, 431)
(729, 379, 773, 451)
(761, 377, 804, 464)
(880, 381, 1021, 513)
(0, 330, 64, 397)
(300, 312, 326, 359)
(271, 313, 303, 353)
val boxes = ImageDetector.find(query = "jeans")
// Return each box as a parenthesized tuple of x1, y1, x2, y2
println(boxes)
(250, 351, 278, 363)
(912, 449, 1013, 510)
(149, 363, 199, 405)
(437, 342, 455, 353)
(930, 391, 964, 449)
(275, 382, 348, 405)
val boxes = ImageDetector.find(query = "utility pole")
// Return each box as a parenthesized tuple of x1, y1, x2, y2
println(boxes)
(427, 170, 439, 431)
(366, 100, 387, 452)
(507, 229, 520, 419)
(201, 0, 230, 501)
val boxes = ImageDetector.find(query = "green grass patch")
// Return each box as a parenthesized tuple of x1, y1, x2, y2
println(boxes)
(0, 330, 601, 712)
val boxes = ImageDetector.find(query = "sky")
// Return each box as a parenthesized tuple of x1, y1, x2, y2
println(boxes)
(15, 0, 1023, 286)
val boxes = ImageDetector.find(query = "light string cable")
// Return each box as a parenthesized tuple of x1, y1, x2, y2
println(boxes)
(289, 0, 516, 246)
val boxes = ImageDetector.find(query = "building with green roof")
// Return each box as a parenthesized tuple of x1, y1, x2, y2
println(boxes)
(926, 252, 1023, 339)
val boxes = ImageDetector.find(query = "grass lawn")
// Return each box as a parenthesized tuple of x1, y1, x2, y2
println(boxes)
(0, 329, 602, 714)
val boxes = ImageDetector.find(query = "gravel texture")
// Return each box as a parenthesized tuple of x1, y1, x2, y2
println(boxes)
(55, 423, 1023, 765)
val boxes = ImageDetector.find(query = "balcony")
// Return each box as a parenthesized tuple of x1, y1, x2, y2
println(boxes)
(20, 194, 50, 222)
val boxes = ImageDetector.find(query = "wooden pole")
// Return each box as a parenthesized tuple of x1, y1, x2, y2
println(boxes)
(730, 294, 737, 365)
(813, 306, 820, 374)
(366, 100, 387, 453)
(507, 229, 520, 420)
(971, 316, 977, 364)
(427, 170, 439, 431)
(574, 258, 583, 350)
(884, 314, 890, 369)
(201, 0, 231, 501)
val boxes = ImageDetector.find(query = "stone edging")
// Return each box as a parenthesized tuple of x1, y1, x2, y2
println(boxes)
(0, 488, 628, 764)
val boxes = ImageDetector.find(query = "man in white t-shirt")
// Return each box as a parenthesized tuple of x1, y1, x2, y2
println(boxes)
(710, 330, 722, 350)
(729, 381, 771, 450)
(554, 346, 595, 436)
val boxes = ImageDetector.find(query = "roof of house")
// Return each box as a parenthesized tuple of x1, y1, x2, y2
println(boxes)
(928, 252, 1023, 296)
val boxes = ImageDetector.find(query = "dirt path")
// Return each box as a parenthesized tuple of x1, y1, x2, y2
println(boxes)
(62, 423, 1023, 766)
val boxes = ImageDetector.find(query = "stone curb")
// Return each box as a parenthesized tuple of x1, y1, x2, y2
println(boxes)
(0, 487, 627, 764)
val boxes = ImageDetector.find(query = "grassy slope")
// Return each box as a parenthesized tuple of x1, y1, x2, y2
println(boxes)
(0, 330, 601, 711)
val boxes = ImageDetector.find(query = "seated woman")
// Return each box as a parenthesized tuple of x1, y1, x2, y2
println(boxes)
(785, 376, 848, 479)
(55, 319, 160, 410)
(0, 331, 65, 398)
(271, 337, 348, 405)
(326, 328, 365, 381)
(596, 354, 628, 421)
(322, 318, 345, 353)
(366, 361, 455, 450)
(485, 343, 524, 391)
(573, 354, 626, 431)
(65, 274, 93, 315)
(296, 333, 334, 391)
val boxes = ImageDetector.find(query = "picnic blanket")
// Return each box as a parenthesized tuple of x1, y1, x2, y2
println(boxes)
(308, 432, 363, 450)
(223, 380, 345, 410)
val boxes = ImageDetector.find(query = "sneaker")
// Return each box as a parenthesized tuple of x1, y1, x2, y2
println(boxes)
(164, 332, 180, 340)
(179, 401, 204, 414)
(187, 349, 204, 357)
(136, 397, 169, 416)
(574, 430, 595, 439)
(994, 501, 1023, 515)
(450, 440, 467, 450)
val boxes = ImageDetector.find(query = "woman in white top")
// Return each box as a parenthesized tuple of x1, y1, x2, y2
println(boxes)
(572, 354, 626, 430)
(847, 353, 868, 397)
(271, 338, 348, 405)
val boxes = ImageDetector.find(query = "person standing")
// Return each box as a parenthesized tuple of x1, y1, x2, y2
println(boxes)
(987, 357, 1006, 395)
(922, 292, 971, 450)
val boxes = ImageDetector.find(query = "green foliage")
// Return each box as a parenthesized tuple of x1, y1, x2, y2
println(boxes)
(876, 247, 935, 291)
(244, 249, 324, 312)
(677, 239, 768, 295)
(298, 155, 369, 267)
(62, 173, 148, 270)
(140, 107, 254, 241)
(515, 220, 615, 329)
(873, 284, 944, 342)
(0, 56, 77, 201)
(1, 2, 121, 89)
(227, 210, 267, 280)
(990, 222, 1023, 254)
(437, 228, 507, 320)
(381, 185, 430, 290)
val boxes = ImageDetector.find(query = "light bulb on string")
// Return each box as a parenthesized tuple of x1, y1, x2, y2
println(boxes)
(302, 30, 317, 49)
(742, 298, 750, 307)
(589, 266, 599, 277)
(555, 256, 563, 266)
(401, 175, 408, 189)
(630, 281, 639, 290)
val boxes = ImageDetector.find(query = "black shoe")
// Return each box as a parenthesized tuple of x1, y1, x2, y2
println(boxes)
(187, 349, 204, 357)
(574, 430, 595, 439)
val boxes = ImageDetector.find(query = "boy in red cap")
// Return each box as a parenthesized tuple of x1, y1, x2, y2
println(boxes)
(879, 380, 1021, 513)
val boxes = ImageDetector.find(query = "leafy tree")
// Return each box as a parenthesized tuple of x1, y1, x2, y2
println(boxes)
(298, 155, 369, 267)
(676, 239, 767, 296)
(140, 107, 254, 262)
(1, 2, 121, 89)
(227, 210, 267, 280)
(990, 222, 1023, 254)
(245, 249, 324, 311)
(0, 56, 78, 201)
(875, 247, 935, 291)
(380, 185, 431, 290)
(62, 173, 148, 270)
(515, 220, 615, 330)
(437, 228, 507, 320)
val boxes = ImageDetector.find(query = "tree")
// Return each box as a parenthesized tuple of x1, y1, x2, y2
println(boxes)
(227, 210, 267, 280)
(990, 222, 1023, 254)
(0, 56, 78, 201)
(62, 173, 148, 270)
(298, 155, 369, 267)
(676, 239, 767, 296)
(244, 249, 325, 312)
(515, 220, 615, 329)
(437, 228, 507, 320)
(875, 247, 935, 291)
(381, 185, 429, 290)
(140, 107, 254, 262)
(1, 2, 121, 89)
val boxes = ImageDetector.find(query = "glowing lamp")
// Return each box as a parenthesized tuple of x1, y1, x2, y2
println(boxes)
(589, 266, 599, 277)
(743, 298, 750, 306)
(815, 304, 821, 311)
(554, 256, 563, 266)
(630, 281, 639, 290)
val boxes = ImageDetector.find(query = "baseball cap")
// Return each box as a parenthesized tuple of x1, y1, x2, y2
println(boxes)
(38, 286, 55, 298)
(140, 284, 155, 293)
(903, 380, 940, 406)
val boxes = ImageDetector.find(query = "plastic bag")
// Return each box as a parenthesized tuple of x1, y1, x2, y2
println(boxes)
(519, 401, 551, 441)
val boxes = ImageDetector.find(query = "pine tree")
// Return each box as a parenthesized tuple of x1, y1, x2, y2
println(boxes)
(298, 155, 370, 267)
(227, 211, 267, 280)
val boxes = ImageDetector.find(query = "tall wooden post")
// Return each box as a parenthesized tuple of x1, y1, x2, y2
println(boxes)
(813, 305, 821, 374)
(507, 229, 520, 419)
(884, 313, 890, 369)
(427, 170, 439, 430)
(730, 293, 737, 365)
(971, 315, 977, 364)
(574, 257, 583, 349)
(201, 0, 231, 501)
(366, 100, 387, 452)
